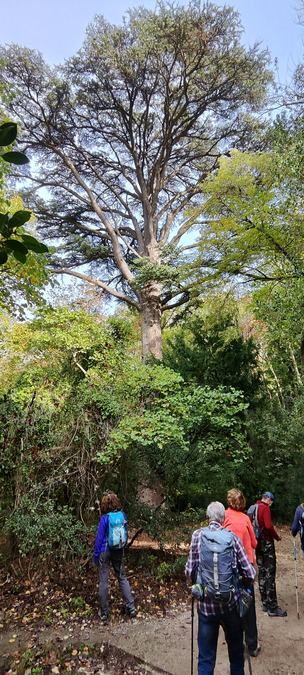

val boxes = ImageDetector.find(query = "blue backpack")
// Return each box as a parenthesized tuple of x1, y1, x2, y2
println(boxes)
(108, 511, 128, 549)
(197, 527, 238, 602)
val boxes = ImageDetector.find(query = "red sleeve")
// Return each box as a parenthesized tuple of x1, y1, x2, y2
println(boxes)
(260, 504, 280, 540)
(247, 516, 257, 550)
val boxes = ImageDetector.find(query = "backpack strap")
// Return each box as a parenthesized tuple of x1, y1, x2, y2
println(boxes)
(213, 552, 219, 592)
(299, 505, 304, 537)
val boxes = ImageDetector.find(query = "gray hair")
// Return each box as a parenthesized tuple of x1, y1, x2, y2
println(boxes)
(206, 501, 225, 523)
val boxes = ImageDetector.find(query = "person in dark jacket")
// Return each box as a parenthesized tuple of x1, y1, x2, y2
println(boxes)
(256, 491, 287, 617)
(291, 503, 304, 551)
(93, 491, 136, 623)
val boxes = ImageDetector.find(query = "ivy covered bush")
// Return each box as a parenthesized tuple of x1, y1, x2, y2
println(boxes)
(0, 306, 251, 557)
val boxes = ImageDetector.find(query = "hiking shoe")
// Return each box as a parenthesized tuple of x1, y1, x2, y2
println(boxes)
(249, 645, 261, 657)
(98, 609, 109, 624)
(127, 607, 137, 619)
(267, 607, 287, 617)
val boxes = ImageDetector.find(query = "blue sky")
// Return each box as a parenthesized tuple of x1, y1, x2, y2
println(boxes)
(0, 0, 302, 83)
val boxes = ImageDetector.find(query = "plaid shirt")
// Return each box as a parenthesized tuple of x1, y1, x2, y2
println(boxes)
(185, 521, 256, 616)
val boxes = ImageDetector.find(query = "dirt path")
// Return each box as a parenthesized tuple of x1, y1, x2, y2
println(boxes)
(1, 530, 304, 674)
(108, 532, 304, 674)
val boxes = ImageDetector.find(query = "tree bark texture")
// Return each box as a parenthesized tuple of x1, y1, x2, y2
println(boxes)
(140, 284, 163, 361)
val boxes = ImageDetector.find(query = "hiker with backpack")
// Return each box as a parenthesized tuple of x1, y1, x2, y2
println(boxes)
(291, 503, 304, 550)
(186, 501, 255, 675)
(250, 491, 287, 617)
(93, 491, 136, 623)
(224, 489, 260, 658)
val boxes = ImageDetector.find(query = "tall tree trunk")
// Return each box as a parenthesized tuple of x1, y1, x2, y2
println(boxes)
(288, 343, 303, 387)
(140, 283, 162, 360)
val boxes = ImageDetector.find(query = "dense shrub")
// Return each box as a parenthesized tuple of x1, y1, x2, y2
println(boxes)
(0, 308, 252, 556)
(5, 497, 86, 558)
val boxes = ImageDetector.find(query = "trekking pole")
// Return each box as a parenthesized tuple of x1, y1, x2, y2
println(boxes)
(190, 596, 194, 675)
(293, 540, 300, 620)
(245, 645, 253, 675)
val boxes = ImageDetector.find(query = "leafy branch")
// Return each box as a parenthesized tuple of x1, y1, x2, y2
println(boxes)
(0, 121, 48, 264)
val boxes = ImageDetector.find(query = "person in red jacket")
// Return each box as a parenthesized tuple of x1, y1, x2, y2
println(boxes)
(224, 489, 260, 657)
(255, 491, 287, 617)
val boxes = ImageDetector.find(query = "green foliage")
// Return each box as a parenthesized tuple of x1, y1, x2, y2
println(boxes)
(181, 386, 250, 506)
(17, 647, 45, 674)
(0, 253, 49, 316)
(0, 121, 28, 164)
(0, 121, 48, 266)
(247, 395, 304, 519)
(0, 121, 49, 314)
(253, 279, 304, 395)
(0, 210, 48, 264)
(69, 595, 87, 611)
(194, 137, 304, 284)
(131, 253, 180, 290)
(155, 556, 186, 581)
(164, 297, 262, 402)
(5, 497, 86, 558)
(0, 305, 252, 555)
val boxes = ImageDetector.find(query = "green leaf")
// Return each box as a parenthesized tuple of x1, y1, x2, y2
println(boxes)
(21, 234, 49, 254)
(0, 249, 8, 264)
(1, 151, 29, 165)
(9, 210, 32, 227)
(12, 248, 27, 263)
(5, 239, 28, 255)
(0, 213, 9, 226)
(0, 225, 10, 237)
(0, 122, 17, 147)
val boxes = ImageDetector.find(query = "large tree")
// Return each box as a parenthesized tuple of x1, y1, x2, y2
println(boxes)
(0, 2, 271, 357)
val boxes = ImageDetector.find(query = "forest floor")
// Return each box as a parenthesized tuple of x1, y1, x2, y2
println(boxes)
(0, 527, 303, 674)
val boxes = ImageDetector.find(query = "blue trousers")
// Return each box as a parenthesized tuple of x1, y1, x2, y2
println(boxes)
(198, 607, 244, 675)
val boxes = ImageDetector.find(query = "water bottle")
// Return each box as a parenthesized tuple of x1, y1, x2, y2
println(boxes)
(191, 583, 203, 600)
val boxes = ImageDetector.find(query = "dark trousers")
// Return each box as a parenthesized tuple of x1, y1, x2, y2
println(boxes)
(243, 585, 258, 653)
(198, 607, 244, 675)
(99, 549, 134, 615)
(256, 539, 278, 612)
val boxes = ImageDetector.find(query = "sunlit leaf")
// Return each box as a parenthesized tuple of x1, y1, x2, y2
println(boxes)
(9, 210, 32, 227)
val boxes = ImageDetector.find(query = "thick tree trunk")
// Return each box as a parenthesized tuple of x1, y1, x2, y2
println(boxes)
(140, 283, 162, 360)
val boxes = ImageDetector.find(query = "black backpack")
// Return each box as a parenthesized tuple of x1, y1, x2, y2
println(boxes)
(247, 504, 262, 540)
(298, 505, 304, 537)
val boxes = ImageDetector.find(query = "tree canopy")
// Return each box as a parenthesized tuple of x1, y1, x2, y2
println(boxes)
(0, 1, 271, 356)
(193, 122, 304, 285)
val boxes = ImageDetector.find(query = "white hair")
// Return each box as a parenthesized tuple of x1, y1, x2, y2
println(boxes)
(206, 501, 225, 523)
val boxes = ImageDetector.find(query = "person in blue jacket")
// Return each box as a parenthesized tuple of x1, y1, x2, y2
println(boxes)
(291, 503, 304, 551)
(93, 491, 136, 623)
